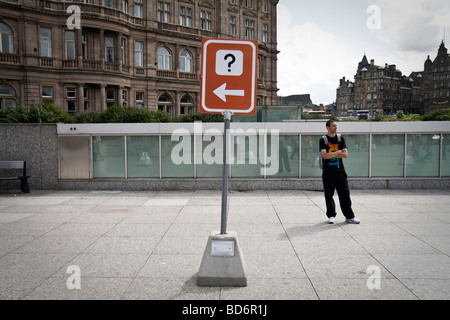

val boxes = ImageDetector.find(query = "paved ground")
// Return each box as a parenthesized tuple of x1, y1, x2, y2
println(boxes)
(0, 188, 449, 300)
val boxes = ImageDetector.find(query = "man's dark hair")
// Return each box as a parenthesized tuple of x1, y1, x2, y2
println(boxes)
(326, 120, 336, 128)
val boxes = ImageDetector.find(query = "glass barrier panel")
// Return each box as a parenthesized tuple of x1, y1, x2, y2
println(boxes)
(92, 136, 125, 178)
(344, 134, 369, 177)
(230, 134, 263, 178)
(161, 135, 194, 178)
(406, 134, 440, 177)
(196, 134, 223, 178)
(127, 136, 160, 178)
(301, 135, 322, 178)
(268, 135, 299, 178)
(443, 134, 450, 177)
(371, 134, 405, 177)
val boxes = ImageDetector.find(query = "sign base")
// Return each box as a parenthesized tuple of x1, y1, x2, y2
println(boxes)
(197, 231, 247, 287)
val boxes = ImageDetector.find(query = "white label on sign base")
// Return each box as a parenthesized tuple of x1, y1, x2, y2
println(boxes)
(215, 50, 243, 76)
(211, 240, 235, 256)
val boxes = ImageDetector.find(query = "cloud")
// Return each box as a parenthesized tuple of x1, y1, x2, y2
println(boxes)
(369, 0, 450, 52)
(277, 4, 356, 104)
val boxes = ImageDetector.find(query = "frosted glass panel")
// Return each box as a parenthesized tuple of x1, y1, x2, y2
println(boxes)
(269, 135, 299, 178)
(161, 135, 194, 178)
(344, 135, 369, 177)
(196, 134, 223, 178)
(406, 134, 440, 177)
(93, 136, 125, 178)
(443, 135, 450, 177)
(301, 135, 322, 178)
(127, 136, 160, 178)
(230, 134, 262, 178)
(372, 135, 404, 177)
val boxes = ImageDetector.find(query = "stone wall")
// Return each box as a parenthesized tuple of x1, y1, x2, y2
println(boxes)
(0, 124, 58, 191)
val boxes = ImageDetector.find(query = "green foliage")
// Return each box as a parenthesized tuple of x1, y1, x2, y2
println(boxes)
(1, 102, 449, 123)
(174, 112, 224, 123)
(0, 101, 71, 123)
(95, 106, 172, 123)
(421, 108, 450, 121)
(396, 110, 406, 120)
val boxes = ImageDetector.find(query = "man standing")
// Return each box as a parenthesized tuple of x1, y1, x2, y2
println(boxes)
(320, 120, 360, 224)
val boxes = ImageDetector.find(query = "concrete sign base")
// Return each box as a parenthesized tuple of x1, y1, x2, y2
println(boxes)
(197, 231, 247, 287)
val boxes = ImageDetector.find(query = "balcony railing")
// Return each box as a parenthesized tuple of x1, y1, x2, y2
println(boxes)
(34, 1, 144, 27)
(0, 53, 19, 64)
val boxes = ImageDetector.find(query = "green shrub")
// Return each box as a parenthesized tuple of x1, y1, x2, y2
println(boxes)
(422, 108, 450, 121)
(175, 112, 224, 122)
(0, 101, 70, 123)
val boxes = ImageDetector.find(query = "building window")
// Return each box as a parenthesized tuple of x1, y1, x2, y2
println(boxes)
(65, 31, 75, 59)
(40, 27, 52, 57)
(245, 19, 255, 40)
(179, 49, 192, 73)
(134, 0, 143, 18)
(229, 16, 237, 36)
(42, 86, 53, 99)
(258, 56, 264, 79)
(105, 36, 114, 62)
(245, 0, 254, 9)
(262, 0, 269, 13)
(106, 88, 116, 107)
(66, 87, 77, 113)
(157, 1, 171, 23)
(136, 91, 144, 108)
(0, 22, 14, 54)
(0, 84, 16, 109)
(180, 6, 192, 27)
(158, 93, 173, 115)
(66, 87, 76, 98)
(82, 33, 87, 59)
(121, 38, 126, 64)
(122, 0, 128, 13)
(180, 95, 194, 114)
(135, 41, 143, 67)
(157, 46, 172, 70)
(122, 90, 128, 106)
(84, 88, 90, 110)
(229, 0, 235, 4)
(106, 89, 115, 100)
(103, 0, 113, 8)
(67, 101, 76, 113)
(200, 10, 212, 31)
(262, 23, 268, 43)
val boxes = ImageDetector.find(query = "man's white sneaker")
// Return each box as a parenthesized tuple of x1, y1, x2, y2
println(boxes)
(328, 217, 335, 224)
(346, 218, 360, 224)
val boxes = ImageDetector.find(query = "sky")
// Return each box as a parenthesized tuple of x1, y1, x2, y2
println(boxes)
(276, 0, 450, 105)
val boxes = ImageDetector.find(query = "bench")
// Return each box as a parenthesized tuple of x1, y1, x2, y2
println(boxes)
(0, 161, 30, 193)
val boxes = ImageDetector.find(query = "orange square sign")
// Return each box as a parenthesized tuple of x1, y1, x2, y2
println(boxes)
(200, 38, 258, 115)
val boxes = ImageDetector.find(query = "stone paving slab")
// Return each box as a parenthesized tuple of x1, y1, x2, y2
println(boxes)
(0, 188, 449, 300)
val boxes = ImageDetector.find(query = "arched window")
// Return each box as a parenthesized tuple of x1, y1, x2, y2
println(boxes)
(179, 49, 193, 73)
(158, 93, 173, 114)
(0, 22, 14, 54)
(0, 84, 16, 109)
(157, 47, 172, 70)
(180, 95, 194, 114)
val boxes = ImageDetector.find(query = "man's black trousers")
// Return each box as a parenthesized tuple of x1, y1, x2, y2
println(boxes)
(322, 171, 355, 219)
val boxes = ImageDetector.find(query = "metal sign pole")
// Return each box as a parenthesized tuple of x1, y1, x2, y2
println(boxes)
(221, 110, 233, 235)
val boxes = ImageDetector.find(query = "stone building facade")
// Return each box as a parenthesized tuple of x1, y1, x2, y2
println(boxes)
(0, 0, 279, 115)
(336, 42, 450, 117)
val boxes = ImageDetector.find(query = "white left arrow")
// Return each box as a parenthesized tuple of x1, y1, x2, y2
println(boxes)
(213, 83, 245, 102)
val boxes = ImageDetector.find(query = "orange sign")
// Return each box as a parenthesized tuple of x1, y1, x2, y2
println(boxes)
(200, 38, 258, 115)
